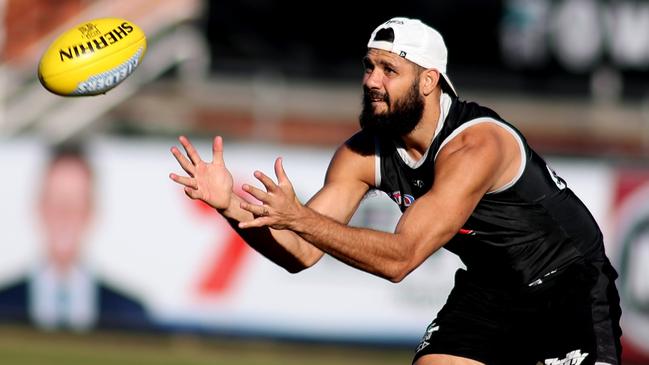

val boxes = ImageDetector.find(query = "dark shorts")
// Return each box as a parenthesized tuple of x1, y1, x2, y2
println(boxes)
(413, 260, 622, 365)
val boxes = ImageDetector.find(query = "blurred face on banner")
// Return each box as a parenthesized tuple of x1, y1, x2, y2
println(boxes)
(359, 49, 425, 137)
(38, 156, 94, 273)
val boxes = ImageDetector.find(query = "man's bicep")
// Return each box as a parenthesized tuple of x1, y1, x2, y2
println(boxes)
(306, 141, 374, 224)
(395, 131, 505, 259)
(306, 179, 370, 224)
(432, 123, 519, 203)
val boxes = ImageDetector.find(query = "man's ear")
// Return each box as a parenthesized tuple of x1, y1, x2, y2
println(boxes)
(421, 69, 440, 96)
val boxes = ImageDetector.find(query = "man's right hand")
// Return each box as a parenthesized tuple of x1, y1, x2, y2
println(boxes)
(169, 135, 234, 211)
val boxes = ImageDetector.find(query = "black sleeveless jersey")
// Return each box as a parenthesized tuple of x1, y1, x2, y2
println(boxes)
(374, 94, 607, 288)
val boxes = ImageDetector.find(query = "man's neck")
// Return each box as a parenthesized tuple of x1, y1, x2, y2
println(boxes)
(400, 93, 442, 160)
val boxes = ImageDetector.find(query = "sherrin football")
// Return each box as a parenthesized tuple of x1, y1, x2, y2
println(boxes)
(38, 18, 146, 96)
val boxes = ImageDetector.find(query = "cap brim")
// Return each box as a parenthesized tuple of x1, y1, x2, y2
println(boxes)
(440, 73, 457, 97)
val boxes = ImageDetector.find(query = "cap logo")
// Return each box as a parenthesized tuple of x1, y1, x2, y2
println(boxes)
(385, 19, 404, 25)
(399, 51, 407, 57)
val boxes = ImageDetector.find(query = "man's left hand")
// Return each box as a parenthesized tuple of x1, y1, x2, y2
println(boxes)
(238, 157, 304, 230)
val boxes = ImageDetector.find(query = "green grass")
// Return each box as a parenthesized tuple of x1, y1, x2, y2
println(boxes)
(0, 326, 413, 365)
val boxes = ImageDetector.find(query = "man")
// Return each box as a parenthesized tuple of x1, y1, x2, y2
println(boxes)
(169, 17, 622, 365)
(0, 143, 152, 331)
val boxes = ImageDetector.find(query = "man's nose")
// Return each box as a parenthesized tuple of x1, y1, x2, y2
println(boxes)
(364, 69, 382, 89)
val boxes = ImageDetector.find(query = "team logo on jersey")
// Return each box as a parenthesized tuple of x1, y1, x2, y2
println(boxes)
(412, 179, 425, 188)
(542, 349, 589, 365)
(416, 322, 439, 353)
(546, 165, 567, 190)
(391, 191, 415, 207)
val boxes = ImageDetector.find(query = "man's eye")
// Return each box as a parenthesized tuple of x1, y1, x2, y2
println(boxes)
(362, 59, 373, 72)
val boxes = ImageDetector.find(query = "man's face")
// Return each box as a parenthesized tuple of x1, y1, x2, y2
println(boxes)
(38, 156, 94, 269)
(359, 49, 425, 136)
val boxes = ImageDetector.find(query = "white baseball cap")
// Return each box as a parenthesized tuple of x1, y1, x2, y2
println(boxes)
(367, 17, 457, 97)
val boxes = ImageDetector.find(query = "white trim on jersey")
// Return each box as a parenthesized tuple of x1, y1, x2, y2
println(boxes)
(433, 117, 527, 194)
(374, 136, 382, 187)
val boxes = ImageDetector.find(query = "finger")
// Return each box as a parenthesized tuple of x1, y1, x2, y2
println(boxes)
(238, 218, 270, 229)
(169, 173, 197, 189)
(242, 183, 269, 202)
(212, 136, 225, 165)
(253, 170, 279, 193)
(184, 186, 200, 200)
(274, 157, 290, 185)
(170, 146, 195, 176)
(179, 135, 202, 165)
(239, 201, 269, 217)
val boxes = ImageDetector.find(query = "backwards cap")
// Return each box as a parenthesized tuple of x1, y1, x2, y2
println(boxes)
(367, 17, 457, 97)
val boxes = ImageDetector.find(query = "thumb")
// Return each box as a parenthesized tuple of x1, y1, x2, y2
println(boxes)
(212, 136, 224, 164)
(275, 157, 290, 184)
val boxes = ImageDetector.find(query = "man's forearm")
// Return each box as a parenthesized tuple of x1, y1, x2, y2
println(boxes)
(290, 206, 413, 282)
(219, 194, 321, 273)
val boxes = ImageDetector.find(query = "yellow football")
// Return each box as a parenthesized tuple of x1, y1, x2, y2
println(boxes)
(38, 17, 147, 96)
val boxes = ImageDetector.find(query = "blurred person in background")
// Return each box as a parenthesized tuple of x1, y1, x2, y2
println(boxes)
(0, 143, 153, 332)
(170, 17, 621, 365)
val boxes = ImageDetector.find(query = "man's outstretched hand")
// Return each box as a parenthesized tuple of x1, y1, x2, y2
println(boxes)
(169, 136, 234, 211)
(239, 157, 306, 230)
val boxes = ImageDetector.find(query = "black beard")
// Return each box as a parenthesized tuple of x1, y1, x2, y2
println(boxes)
(359, 81, 424, 137)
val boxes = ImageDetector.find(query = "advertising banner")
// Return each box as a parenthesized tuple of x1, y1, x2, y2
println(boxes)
(0, 137, 647, 362)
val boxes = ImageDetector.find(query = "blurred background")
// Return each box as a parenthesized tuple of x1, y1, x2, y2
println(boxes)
(1, 0, 649, 364)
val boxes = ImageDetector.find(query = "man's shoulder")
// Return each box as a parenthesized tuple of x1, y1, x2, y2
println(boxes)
(451, 97, 504, 124)
(323, 130, 376, 187)
(96, 281, 147, 312)
(0, 278, 28, 302)
(0, 277, 29, 322)
(343, 129, 376, 157)
(95, 280, 156, 330)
